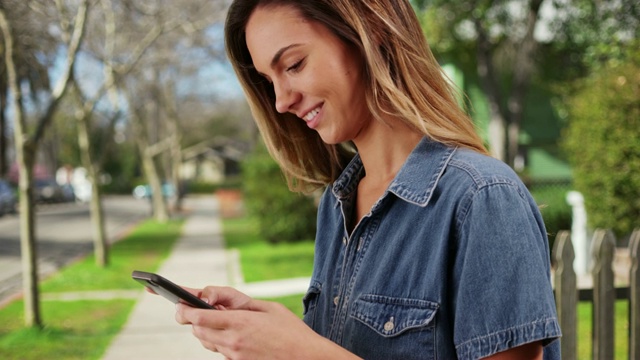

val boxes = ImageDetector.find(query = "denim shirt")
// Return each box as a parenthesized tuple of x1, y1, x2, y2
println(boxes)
(303, 138, 561, 359)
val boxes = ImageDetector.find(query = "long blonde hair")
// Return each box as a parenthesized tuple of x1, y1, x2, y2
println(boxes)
(225, 0, 488, 192)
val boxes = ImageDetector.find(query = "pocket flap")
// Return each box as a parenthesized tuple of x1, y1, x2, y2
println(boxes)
(302, 281, 322, 315)
(350, 294, 438, 337)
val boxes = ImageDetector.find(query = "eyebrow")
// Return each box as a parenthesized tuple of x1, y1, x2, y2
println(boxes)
(270, 43, 303, 69)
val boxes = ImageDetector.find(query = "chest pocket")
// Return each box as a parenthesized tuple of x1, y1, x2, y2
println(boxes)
(348, 294, 439, 359)
(350, 294, 438, 336)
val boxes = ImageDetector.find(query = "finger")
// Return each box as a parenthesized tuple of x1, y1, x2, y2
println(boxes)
(191, 325, 221, 353)
(192, 324, 229, 351)
(200, 286, 251, 309)
(175, 303, 190, 324)
(176, 303, 233, 329)
(145, 287, 157, 295)
(181, 286, 203, 297)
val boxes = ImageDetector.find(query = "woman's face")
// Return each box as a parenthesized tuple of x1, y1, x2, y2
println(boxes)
(245, 5, 370, 145)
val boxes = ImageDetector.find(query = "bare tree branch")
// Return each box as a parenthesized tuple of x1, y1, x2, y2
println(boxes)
(33, 0, 90, 144)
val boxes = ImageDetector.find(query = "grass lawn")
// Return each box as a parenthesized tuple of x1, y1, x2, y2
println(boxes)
(222, 215, 314, 315)
(0, 218, 184, 360)
(223, 216, 315, 283)
(576, 300, 629, 359)
(0, 299, 133, 360)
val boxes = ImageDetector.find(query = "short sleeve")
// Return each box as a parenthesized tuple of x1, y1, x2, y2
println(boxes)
(453, 181, 562, 359)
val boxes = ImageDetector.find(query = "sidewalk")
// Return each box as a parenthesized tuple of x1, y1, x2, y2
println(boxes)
(102, 196, 227, 360)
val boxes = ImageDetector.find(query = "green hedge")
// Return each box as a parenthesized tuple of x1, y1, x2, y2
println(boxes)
(529, 183, 573, 248)
(187, 177, 242, 194)
(241, 144, 317, 243)
(562, 53, 640, 237)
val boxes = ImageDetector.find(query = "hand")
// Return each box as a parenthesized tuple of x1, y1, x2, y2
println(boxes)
(175, 286, 360, 360)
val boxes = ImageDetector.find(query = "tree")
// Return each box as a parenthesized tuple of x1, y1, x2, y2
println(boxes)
(71, 0, 230, 237)
(412, 0, 639, 169)
(0, 1, 56, 177)
(70, 0, 171, 264)
(561, 48, 639, 237)
(0, 0, 89, 327)
(112, 0, 231, 220)
(545, 0, 640, 81)
(413, 0, 544, 166)
(549, 0, 639, 236)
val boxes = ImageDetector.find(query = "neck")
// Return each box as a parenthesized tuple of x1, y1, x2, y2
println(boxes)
(353, 117, 422, 185)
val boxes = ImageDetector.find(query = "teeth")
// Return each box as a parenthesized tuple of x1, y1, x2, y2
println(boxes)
(303, 108, 320, 122)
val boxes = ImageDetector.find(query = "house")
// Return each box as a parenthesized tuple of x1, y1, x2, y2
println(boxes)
(180, 137, 252, 183)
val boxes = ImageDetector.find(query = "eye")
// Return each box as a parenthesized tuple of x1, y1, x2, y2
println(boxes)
(286, 58, 305, 73)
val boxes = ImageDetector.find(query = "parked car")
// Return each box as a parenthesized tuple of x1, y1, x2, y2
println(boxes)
(34, 178, 74, 203)
(0, 179, 18, 215)
(132, 183, 176, 200)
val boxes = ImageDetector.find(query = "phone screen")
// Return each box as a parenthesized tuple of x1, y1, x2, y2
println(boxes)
(131, 270, 214, 309)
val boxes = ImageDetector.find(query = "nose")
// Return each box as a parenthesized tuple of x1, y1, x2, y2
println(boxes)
(273, 79, 300, 114)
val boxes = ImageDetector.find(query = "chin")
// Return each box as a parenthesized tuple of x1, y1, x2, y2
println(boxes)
(317, 133, 343, 145)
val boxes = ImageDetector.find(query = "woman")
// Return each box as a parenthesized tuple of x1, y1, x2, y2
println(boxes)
(175, 0, 562, 358)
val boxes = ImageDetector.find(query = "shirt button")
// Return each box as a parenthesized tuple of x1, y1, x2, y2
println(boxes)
(333, 296, 340, 306)
(384, 317, 395, 332)
(342, 237, 347, 245)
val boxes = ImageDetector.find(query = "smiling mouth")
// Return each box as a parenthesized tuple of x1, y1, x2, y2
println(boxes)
(302, 106, 321, 122)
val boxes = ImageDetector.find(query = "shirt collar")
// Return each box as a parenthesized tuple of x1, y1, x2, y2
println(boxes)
(332, 137, 457, 207)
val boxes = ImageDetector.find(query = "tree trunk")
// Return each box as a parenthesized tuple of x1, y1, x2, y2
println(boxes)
(89, 182, 107, 265)
(171, 134, 183, 212)
(474, 18, 507, 162)
(0, 86, 7, 176)
(77, 113, 108, 267)
(143, 150, 169, 222)
(17, 148, 40, 327)
(163, 85, 184, 212)
(1, 8, 42, 328)
(505, 0, 543, 168)
(131, 108, 169, 223)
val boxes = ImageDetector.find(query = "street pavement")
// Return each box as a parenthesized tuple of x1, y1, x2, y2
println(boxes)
(0, 196, 151, 305)
(102, 195, 311, 360)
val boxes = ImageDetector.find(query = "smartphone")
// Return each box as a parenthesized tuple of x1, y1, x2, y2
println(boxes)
(131, 270, 214, 309)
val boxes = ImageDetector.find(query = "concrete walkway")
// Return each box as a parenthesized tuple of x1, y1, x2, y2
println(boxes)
(101, 195, 310, 360)
(102, 196, 228, 360)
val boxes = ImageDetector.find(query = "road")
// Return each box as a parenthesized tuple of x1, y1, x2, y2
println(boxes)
(0, 195, 152, 304)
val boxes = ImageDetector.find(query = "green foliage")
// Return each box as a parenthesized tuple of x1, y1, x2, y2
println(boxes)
(529, 183, 572, 243)
(562, 53, 640, 236)
(548, 0, 640, 78)
(186, 177, 243, 194)
(101, 141, 140, 194)
(186, 181, 217, 194)
(241, 144, 317, 243)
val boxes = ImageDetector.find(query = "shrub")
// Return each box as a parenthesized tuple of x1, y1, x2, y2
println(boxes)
(529, 182, 573, 249)
(562, 55, 640, 237)
(241, 143, 317, 243)
(186, 177, 242, 194)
